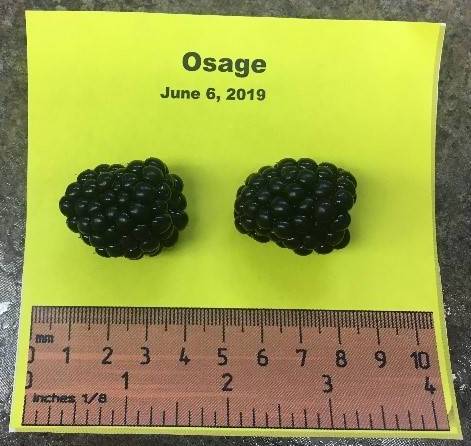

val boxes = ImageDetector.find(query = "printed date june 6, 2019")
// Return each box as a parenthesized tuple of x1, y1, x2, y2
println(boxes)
(160, 86, 266, 101)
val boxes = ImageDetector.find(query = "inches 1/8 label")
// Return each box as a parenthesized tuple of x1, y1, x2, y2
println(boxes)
(160, 86, 266, 102)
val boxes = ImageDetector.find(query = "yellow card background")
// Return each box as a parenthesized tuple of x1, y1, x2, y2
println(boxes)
(11, 11, 460, 438)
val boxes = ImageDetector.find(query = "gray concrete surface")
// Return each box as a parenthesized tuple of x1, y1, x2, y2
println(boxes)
(1, 0, 470, 445)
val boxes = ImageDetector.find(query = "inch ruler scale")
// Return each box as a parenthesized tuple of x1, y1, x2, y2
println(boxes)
(22, 306, 449, 432)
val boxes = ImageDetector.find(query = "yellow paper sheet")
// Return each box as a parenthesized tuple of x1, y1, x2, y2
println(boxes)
(10, 11, 460, 439)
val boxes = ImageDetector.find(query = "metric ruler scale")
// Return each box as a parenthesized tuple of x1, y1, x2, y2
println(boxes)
(22, 306, 449, 432)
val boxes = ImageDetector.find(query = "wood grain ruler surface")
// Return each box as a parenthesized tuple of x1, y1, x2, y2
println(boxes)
(22, 306, 449, 432)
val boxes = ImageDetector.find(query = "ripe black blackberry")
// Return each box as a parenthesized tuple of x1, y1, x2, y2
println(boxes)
(59, 158, 188, 259)
(234, 158, 357, 255)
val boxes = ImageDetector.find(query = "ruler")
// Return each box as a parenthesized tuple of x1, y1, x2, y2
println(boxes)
(22, 306, 449, 432)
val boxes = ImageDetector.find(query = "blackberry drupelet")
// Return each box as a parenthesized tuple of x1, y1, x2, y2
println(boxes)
(59, 158, 188, 259)
(234, 158, 357, 255)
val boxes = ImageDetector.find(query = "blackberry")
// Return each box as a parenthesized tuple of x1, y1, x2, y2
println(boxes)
(234, 158, 357, 255)
(59, 158, 188, 259)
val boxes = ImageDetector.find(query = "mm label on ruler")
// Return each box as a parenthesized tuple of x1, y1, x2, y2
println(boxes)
(22, 306, 449, 432)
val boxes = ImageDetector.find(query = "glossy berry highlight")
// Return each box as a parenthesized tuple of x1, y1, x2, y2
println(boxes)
(234, 158, 357, 255)
(59, 158, 188, 259)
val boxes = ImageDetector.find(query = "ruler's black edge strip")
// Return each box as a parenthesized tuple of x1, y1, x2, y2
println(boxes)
(21, 423, 451, 431)
(31, 306, 434, 328)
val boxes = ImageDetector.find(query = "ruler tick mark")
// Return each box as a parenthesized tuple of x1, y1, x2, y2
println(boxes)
(106, 321, 110, 341)
(252, 408, 256, 427)
(47, 405, 51, 425)
(316, 412, 321, 428)
(328, 398, 334, 428)
(213, 411, 217, 426)
(343, 413, 347, 429)
(265, 412, 269, 427)
(149, 406, 153, 426)
(136, 410, 140, 426)
(369, 413, 373, 429)
(222, 318, 226, 343)
(34, 410, 38, 425)
(73, 402, 77, 425)
(175, 401, 179, 426)
(260, 323, 264, 343)
(337, 326, 342, 345)
(408, 410, 412, 429)
(60, 409, 64, 425)
(239, 411, 243, 427)
(162, 410, 166, 426)
(124, 396, 128, 425)
(381, 405, 386, 428)
(376, 327, 381, 345)
(200, 407, 204, 426)
(85, 409, 89, 426)
(415, 327, 420, 346)
(183, 322, 187, 342)
(298, 324, 303, 344)
(291, 413, 295, 428)
(277, 404, 282, 427)
(226, 397, 230, 427)
(356, 410, 360, 428)
(421, 414, 426, 430)
(432, 400, 439, 430)
(188, 410, 191, 426)
(395, 413, 400, 429)
(111, 409, 115, 426)
(98, 406, 102, 425)
(303, 408, 307, 428)
(68, 319, 72, 341)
